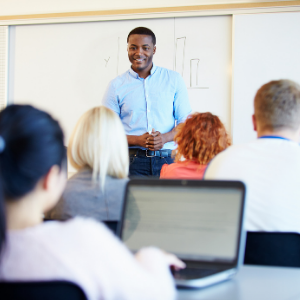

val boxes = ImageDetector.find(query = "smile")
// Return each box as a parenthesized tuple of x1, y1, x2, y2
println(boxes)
(134, 58, 146, 62)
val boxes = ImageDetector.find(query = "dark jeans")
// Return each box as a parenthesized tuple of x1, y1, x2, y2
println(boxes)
(129, 155, 174, 177)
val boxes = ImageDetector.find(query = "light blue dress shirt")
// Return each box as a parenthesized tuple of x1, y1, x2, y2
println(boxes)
(102, 64, 192, 150)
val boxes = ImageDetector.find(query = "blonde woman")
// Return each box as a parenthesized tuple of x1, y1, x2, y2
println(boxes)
(47, 106, 129, 222)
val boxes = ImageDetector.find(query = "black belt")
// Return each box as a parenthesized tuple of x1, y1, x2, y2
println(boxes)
(129, 148, 172, 158)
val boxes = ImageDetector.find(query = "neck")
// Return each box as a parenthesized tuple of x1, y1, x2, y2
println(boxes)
(132, 63, 153, 79)
(5, 191, 44, 230)
(257, 128, 300, 143)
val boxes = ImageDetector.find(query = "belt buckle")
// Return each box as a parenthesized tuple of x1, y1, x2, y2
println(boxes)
(146, 150, 155, 157)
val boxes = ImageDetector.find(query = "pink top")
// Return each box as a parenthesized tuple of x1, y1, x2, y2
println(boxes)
(160, 161, 207, 180)
(0, 217, 176, 300)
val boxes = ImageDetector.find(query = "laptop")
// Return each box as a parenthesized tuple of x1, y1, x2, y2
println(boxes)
(118, 179, 246, 288)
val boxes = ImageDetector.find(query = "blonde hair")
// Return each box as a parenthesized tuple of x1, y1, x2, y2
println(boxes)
(68, 106, 129, 189)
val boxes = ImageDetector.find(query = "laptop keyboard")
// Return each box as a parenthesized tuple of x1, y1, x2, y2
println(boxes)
(172, 267, 220, 280)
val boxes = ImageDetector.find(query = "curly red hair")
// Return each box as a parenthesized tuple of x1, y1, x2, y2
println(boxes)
(174, 112, 231, 164)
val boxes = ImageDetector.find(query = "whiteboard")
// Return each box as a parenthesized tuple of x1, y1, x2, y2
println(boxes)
(8, 15, 232, 144)
(232, 12, 300, 145)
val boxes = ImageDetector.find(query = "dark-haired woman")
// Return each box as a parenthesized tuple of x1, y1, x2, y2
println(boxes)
(0, 105, 184, 299)
(160, 112, 231, 179)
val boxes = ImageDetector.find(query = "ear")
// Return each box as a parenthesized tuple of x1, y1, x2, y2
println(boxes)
(42, 165, 61, 191)
(42, 165, 67, 213)
(153, 45, 156, 55)
(252, 114, 257, 132)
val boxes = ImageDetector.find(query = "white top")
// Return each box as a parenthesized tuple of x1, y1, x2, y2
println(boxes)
(205, 137, 300, 232)
(0, 217, 176, 300)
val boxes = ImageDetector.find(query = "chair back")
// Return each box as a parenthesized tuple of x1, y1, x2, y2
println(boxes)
(244, 231, 300, 267)
(103, 221, 118, 234)
(0, 280, 87, 300)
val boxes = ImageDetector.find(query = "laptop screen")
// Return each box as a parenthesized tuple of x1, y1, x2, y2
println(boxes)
(121, 184, 244, 263)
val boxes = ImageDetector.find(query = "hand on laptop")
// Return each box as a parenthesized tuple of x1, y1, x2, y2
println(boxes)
(135, 247, 185, 271)
(162, 251, 186, 271)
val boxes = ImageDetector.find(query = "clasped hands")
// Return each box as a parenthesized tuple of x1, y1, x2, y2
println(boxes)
(139, 128, 165, 151)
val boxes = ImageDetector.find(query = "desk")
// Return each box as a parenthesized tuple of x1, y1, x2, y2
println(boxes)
(177, 265, 300, 300)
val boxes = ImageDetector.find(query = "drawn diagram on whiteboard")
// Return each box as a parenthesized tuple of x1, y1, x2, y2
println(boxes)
(175, 37, 186, 77)
(190, 59, 199, 87)
(117, 37, 120, 76)
(104, 57, 110, 67)
(175, 37, 208, 89)
(189, 59, 208, 89)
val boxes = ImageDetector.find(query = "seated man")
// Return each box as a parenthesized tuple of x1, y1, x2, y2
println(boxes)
(205, 80, 300, 232)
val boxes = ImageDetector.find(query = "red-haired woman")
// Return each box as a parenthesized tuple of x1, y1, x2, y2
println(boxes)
(160, 112, 231, 179)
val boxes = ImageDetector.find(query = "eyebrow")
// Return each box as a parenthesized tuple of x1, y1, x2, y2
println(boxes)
(130, 44, 150, 47)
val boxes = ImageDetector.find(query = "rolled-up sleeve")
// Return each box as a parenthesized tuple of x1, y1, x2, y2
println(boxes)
(102, 81, 121, 116)
(173, 73, 192, 124)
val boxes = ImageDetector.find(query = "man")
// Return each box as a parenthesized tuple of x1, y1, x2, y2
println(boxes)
(205, 80, 300, 232)
(103, 27, 191, 177)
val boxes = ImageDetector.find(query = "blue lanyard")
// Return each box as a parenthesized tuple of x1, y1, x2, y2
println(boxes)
(259, 135, 290, 141)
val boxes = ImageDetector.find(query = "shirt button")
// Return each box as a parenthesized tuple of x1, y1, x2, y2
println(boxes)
(148, 109, 150, 112)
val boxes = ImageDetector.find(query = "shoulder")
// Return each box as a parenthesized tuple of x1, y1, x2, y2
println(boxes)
(44, 217, 108, 235)
(289, 141, 300, 156)
(68, 168, 92, 181)
(107, 70, 132, 88)
(160, 163, 169, 175)
(205, 138, 298, 178)
(154, 66, 181, 78)
(106, 176, 129, 184)
(161, 162, 177, 171)
(105, 176, 129, 190)
(104, 177, 129, 199)
(214, 141, 258, 159)
(40, 218, 127, 267)
(28, 217, 111, 247)
(63, 169, 94, 192)
(160, 162, 181, 178)
(204, 142, 256, 178)
(222, 138, 300, 157)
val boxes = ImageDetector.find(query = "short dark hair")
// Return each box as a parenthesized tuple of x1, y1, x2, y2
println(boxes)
(127, 27, 156, 45)
(254, 79, 300, 131)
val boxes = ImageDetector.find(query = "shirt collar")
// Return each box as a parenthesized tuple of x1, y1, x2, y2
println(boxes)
(128, 63, 157, 79)
(129, 67, 139, 78)
(150, 63, 157, 75)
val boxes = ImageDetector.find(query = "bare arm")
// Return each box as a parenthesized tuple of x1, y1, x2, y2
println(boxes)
(127, 132, 151, 148)
(146, 128, 176, 151)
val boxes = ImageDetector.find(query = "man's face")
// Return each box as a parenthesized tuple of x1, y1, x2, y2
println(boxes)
(127, 34, 156, 72)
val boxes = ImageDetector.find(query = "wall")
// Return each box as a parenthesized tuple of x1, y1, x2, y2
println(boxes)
(232, 11, 300, 144)
(0, 0, 294, 16)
